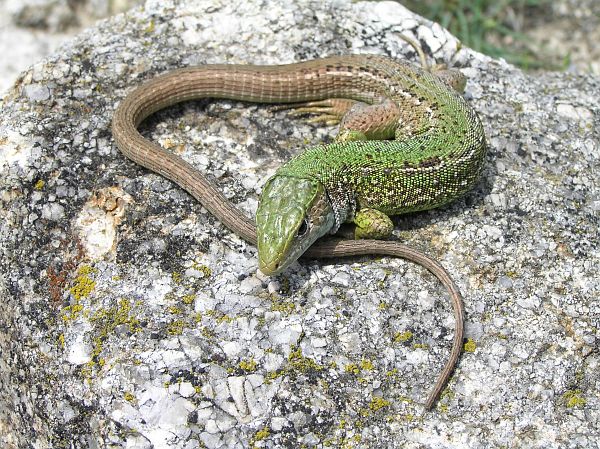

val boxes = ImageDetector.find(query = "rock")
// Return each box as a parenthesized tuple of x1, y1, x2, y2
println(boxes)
(0, 0, 598, 448)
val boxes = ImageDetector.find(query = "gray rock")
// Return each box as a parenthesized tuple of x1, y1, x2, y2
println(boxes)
(0, 0, 598, 448)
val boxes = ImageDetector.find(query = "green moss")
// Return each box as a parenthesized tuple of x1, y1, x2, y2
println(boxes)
(563, 390, 586, 408)
(464, 338, 477, 352)
(394, 331, 413, 343)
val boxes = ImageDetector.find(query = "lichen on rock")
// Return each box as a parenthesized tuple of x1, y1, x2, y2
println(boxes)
(0, 0, 598, 448)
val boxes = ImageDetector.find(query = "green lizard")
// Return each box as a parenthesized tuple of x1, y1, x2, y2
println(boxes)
(255, 55, 486, 275)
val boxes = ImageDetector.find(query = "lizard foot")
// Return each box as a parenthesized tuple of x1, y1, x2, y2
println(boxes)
(275, 98, 357, 126)
(354, 208, 394, 240)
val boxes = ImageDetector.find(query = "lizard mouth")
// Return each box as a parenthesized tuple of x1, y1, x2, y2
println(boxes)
(258, 259, 283, 276)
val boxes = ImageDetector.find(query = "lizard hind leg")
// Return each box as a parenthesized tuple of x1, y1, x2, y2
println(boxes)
(336, 99, 401, 142)
(431, 67, 467, 93)
(353, 208, 394, 240)
(397, 33, 467, 93)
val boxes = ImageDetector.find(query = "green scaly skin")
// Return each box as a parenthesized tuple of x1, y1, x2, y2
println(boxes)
(256, 60, 486, 275)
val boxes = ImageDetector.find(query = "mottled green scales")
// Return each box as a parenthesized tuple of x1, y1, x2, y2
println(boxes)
(256, 55, 486, 275)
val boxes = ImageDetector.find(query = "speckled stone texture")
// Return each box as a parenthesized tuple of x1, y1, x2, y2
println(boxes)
(0, 0, 598, 448)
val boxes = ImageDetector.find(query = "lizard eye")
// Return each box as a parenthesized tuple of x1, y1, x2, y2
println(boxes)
(296, 218, 309, 237)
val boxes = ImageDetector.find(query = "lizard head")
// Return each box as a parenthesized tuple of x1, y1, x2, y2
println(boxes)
(256, 175, 335, 276)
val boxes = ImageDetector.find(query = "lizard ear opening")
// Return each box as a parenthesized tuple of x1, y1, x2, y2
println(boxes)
(295, 218, 309, 237)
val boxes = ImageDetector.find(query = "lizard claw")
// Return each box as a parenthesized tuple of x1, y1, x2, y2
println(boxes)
(273, 99, 357, 126)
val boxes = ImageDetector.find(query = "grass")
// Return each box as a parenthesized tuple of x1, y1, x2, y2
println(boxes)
(400, 0, 564, 70)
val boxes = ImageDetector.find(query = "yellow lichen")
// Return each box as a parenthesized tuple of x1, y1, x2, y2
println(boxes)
(201, 327, 215, 339)
(34, 179, 45, 190)
(167, 320, 185, 335)
(369, 396, 391, 411)
(168, 306, 182, 315)
(563, 390, 586, 408)
(239, 358, 257, 372)
(61, 303, 84, 322)
(345, 363, 360, 375)
(182, 294, 195, 304)
(69, 265, 97, 300)
(250, 426, 270, 448)
(145, 20, 155, 33)
(58, 333, 65, 347)
(191, 262, 212, 278)
(265, 371, 280, 383)
(394, 331, 413, 343)
(80, 361, 95, 380)
(360, 359, 374, 371)
(464, 338, 477, 352)
(440, 388, 455, 400)
(216, 314, 233, 324)
(270, 296, 296, 315)
(90, 298, 140, 335)
(288, 346, 324, 372)
(124, 391, 135, 403)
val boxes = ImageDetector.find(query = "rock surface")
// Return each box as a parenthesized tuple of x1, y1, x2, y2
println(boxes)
(0, 0, 598, 448)
(0, 0, 143, 93)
